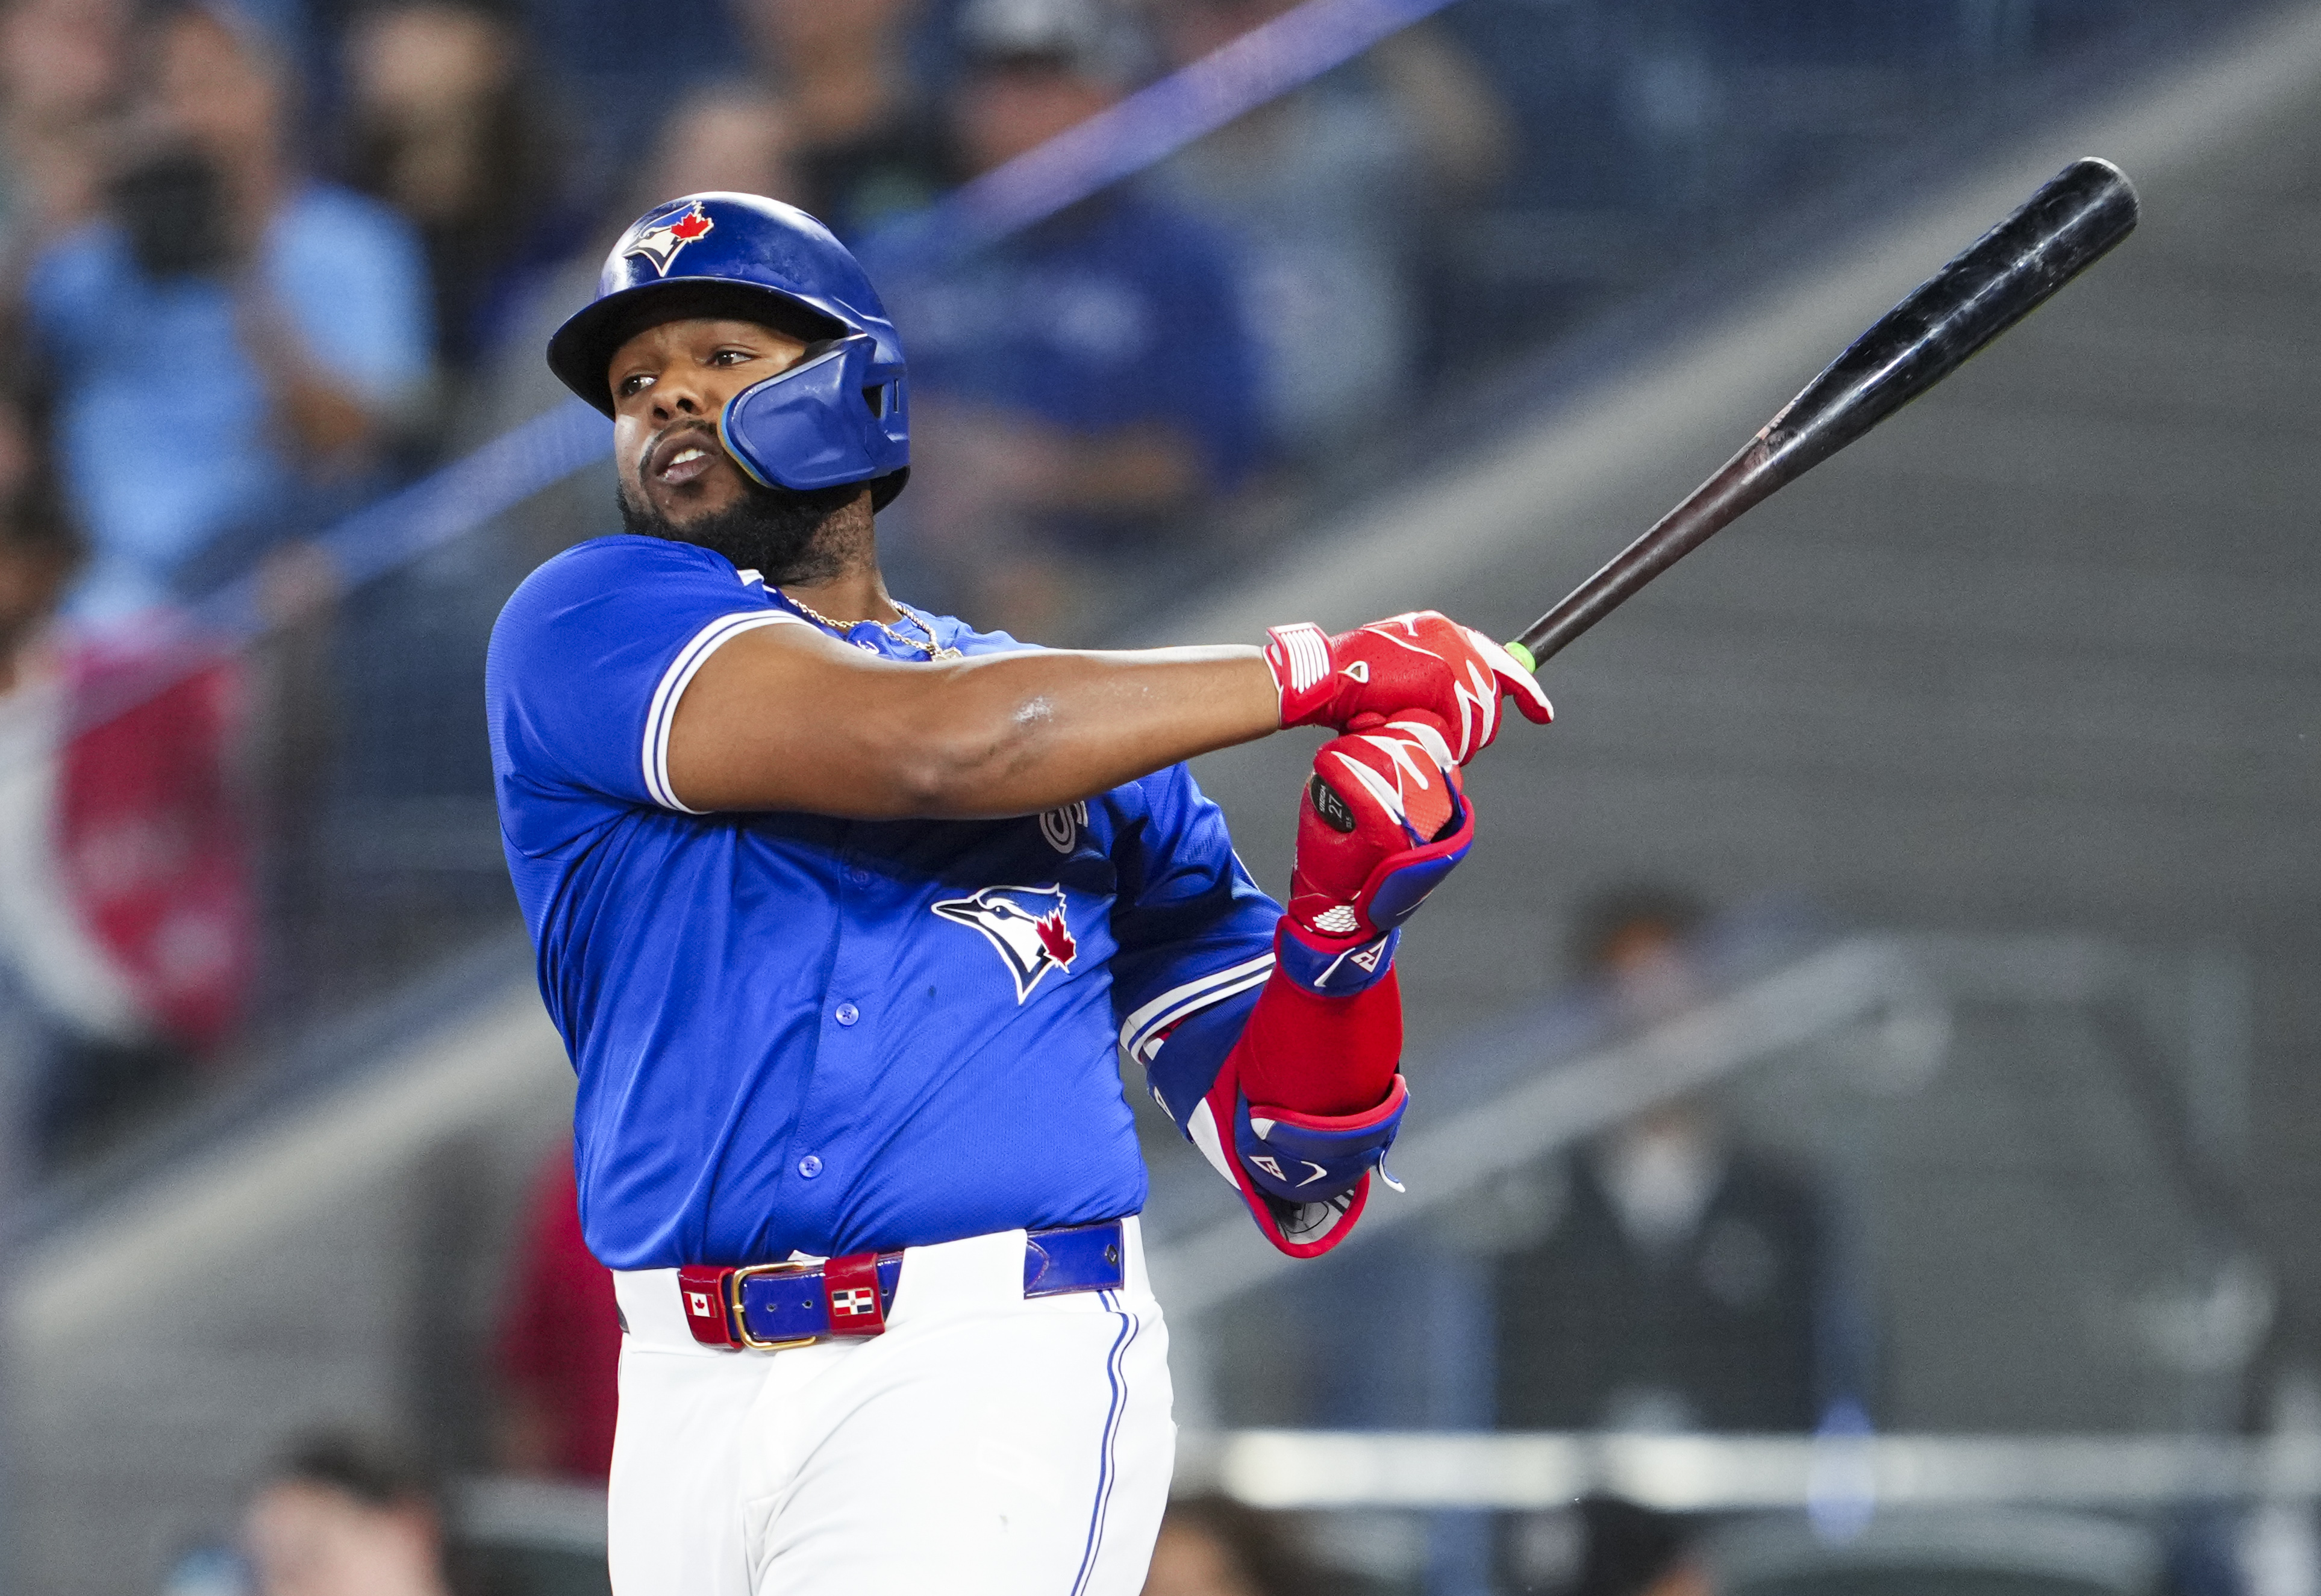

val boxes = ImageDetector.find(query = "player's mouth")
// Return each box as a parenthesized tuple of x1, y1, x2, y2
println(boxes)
(646, 427, 727, 489)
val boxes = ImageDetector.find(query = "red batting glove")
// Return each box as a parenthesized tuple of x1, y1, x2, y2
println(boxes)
(1287, 714, 1473, 947)
(1263, 611, 1552, 762)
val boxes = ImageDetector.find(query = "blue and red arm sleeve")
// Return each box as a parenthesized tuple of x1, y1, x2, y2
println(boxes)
(1110, 764, 1411, 1259)
(1145, 919, 1409, 1259)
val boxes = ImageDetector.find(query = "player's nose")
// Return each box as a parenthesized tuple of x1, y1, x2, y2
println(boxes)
(646, 371, 711, 422)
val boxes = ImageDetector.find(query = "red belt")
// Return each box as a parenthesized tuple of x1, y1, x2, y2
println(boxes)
(676, 1218, 1127, 1351)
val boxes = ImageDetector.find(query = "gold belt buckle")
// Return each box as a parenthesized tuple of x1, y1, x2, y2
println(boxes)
(727, 1259, 823, 1352)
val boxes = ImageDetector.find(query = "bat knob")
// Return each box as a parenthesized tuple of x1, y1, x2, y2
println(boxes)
(1504, 640, 1538, 674)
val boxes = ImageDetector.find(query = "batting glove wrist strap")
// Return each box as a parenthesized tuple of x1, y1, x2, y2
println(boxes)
(1275, 918, 1399, 997)
(1263, 623, 1337, 726)
(1264, 612, 1552, 761)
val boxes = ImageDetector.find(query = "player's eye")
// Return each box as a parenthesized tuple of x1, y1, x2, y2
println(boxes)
(617, 372, 655, 397)
(710, 348, 754, 366)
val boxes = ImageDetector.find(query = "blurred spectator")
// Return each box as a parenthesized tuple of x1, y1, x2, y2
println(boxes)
(1502, 1495, 1710, 1596)
(1493, 887, 1848, 1434)
(23, 0, 431, 623)
(339, 0, 578, 377)
(0, 0, 129, 267)
(492, 1136, 619, 1483)
(731, 0, 948, 241)
(483, 74, 801, 417)
(1580, 1497, 1710, 1596)
(1152, 0, 1510, 459)
(876, 0, 1260, 637)
(239, 1432, 455, 1596)
(1142, 1495, 1328, 1596)
(631, 79, 799, 216)
(0, 444, 253, 1163)
(510, 0, 745, 179)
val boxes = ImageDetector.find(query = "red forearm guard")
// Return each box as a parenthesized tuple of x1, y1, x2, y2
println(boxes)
(1185, 921, 1411, 1259)
(1231, 943, 1403, 1118)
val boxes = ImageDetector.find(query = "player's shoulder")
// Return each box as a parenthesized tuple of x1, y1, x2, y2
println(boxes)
(493, 536, 769, 654)
(506, 534, 749, 609)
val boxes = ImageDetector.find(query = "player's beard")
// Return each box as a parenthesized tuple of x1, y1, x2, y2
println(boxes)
(618, 472, 868, 587)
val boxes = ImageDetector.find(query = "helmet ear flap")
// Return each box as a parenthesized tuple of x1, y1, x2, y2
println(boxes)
(719, 334, 911, 497)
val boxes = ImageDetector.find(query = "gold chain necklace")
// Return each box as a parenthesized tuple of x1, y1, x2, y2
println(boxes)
(779, 591, 963, 661)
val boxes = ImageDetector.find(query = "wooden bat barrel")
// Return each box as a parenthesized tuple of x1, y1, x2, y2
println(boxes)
(1510, 157, 2139, 670)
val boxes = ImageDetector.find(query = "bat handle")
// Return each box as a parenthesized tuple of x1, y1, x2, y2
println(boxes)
(1504, 439, 1782, 673)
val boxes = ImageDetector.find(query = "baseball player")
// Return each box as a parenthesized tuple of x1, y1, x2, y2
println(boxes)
(485, 192, 1551, 1595)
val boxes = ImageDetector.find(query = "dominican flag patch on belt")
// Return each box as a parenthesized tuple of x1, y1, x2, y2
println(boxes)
(823, 1251, 889, 1336)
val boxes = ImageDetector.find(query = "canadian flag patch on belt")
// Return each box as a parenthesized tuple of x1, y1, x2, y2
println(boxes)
(676, 1264, 742, 1348)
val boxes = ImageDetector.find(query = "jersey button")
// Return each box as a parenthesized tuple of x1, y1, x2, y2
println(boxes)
(798, 1155, 823, 1179)
(834, 1002, 860, 1026)
(848, 866, 870, 886)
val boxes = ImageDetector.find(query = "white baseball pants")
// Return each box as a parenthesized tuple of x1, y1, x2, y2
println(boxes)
(605, 1218, 1173, 1596)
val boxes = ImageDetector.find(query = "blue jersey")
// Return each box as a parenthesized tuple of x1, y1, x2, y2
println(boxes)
(485, 535, 1279, 1269)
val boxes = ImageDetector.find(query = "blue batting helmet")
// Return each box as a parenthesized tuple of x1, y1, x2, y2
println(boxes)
(547, 192, 910, 509)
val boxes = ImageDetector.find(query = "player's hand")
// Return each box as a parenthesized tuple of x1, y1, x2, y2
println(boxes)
(1263, 611, 1552, 762)
(1288, 712, 1473, 947)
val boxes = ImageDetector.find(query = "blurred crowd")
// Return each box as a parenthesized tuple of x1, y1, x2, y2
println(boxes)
(0, 1, 2273, 1591)
(0, 0, 1533, 640)
(0, 0, 2179, 1167)
(0, 0, 1525, 1164)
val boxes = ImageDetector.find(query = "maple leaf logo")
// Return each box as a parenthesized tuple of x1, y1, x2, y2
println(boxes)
(1035, 909, 1076, 967)
(624, 201, 716, 278)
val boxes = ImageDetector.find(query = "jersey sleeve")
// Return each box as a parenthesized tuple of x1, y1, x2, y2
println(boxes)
(486, 537, 810, 852)
(1108, 763, 1281, 1070)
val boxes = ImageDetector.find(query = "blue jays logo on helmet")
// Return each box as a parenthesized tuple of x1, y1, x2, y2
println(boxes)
(545, 192, 910, 509)
(931, 886, 1078, 1003)
(623, 201, 715, 277)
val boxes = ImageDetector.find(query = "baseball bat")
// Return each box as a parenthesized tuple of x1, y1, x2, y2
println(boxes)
(1506, 156, 2139, 672)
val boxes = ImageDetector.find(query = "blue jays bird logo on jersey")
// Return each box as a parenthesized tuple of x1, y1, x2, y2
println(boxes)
(625, 201, 715, 277)
(931, 885, 1077, 1003)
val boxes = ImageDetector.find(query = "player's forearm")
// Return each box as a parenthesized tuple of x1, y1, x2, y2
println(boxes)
(897, 644, 1277, 817)
(667, 639, 1280, 818)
